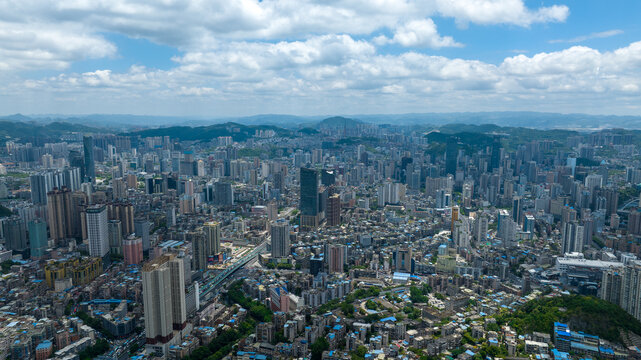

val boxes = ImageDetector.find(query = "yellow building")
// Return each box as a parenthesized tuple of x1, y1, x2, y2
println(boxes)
(44, 257, 103, 288)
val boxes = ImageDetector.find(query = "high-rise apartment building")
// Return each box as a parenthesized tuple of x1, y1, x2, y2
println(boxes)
(395, 247, 412, 273)
(191, 231, 208, 271)
(561, 221, 585, 255)
(142, 254, 186, 355)
(135, 218, 152, 253)
(86, 205, 109, 258)
(108, 220, 122, 255)
(2, 217, 28, 255)
(30, 173, 52, 205)
(204, 221, 221, 256)
(326, 194, 341, 226)
(600, 262, 641, 322)
(47, 187, 73, 244)
(123, 235, 143, 265)
(327, 244, 345, 274)
(271, 220, 290, 259)
(108, 202, 134, 237)
(193, 222, 221, 271)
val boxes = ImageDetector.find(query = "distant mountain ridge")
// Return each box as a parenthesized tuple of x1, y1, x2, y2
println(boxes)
(317, 116, 363, 129)
(0, 120, 108, 140)
(124, 122, 290, 142)
(3, 111, 641, 130)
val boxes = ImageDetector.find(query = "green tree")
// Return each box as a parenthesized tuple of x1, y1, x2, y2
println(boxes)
(311, 337, 329, 360)
(341, 301, 355, 318)
(351, 345, 368, 360)
(365, 300, 378, 310)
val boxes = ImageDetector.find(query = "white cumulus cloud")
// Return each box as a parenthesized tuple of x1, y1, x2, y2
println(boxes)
(375, 19, 463, 48)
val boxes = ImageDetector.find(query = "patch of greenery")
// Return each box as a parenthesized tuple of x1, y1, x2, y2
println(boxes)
(317, 299, 341, 314)
(364, 313, 381, 323)
(79, 338, 110, 360)
(0, 172, 29, 179)
(185, 281, 273, 360)
(350, 345, 368, 360)
(0, 204, 13, 217)
(0, 121, 108, 142)
(495, 295, 641, 344)
(592, 236, 605, 249)
(77, 311, 115, 340)
(341, 301, 355, 318)
(576, 157, 600, 167)
(238, 148, 264, 158)
(298, 127, 320, 135)
(1, 260, 18, 274)
(345, 287, 380, 303)
(311, 337, 329, 360)
(226, 281, 272, 323)
(365, 300, 378, 310)
(619, 185, 640, 204)
(336, 137, 380, 146)
(409, 284, 432, 303)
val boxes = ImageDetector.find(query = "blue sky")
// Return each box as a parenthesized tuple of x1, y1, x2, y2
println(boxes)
(1, 0, 640, 117)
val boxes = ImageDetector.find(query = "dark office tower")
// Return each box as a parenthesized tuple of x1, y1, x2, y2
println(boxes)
(400, 156, 413, 184)
(69, 150, 85, 181)
(300, 168, 319, 229)
(445, 137, 458, 176)
(214, 181, 234, 206)
(135, 219, 152, 253)
(180, 151, 195, 176)
(321, 169, 335, 187)
(83, 136, 95, 183)
(512, 196, 522, 225)
(310, 256, 324, 276)
(629, 211, 641, 236)
(2, 217, 28, 256)
(490, 136, 502, 171)
(273, 172, 284, 192)
(527, 161, 537, 183)
(603, 188, 619, 217)
(47, 187, 74, 245)
(29, 219, 48, 258)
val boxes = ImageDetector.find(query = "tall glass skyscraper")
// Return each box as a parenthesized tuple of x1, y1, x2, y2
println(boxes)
(445, 137, 458, 176)
(83, 136, 95, 183)
(299, 168, 319, 216)
(28, 219, 48, 258)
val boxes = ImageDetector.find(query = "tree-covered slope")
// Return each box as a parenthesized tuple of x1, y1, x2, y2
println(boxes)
(125, 122, 289, 142)
(495, 295, 641, 344)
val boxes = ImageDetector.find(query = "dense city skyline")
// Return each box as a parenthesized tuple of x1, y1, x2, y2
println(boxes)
(3, 2, 641, 360)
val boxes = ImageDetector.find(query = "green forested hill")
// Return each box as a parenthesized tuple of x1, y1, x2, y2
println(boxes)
(125, 122, 289, 142)
(495, 295, 641, 343)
